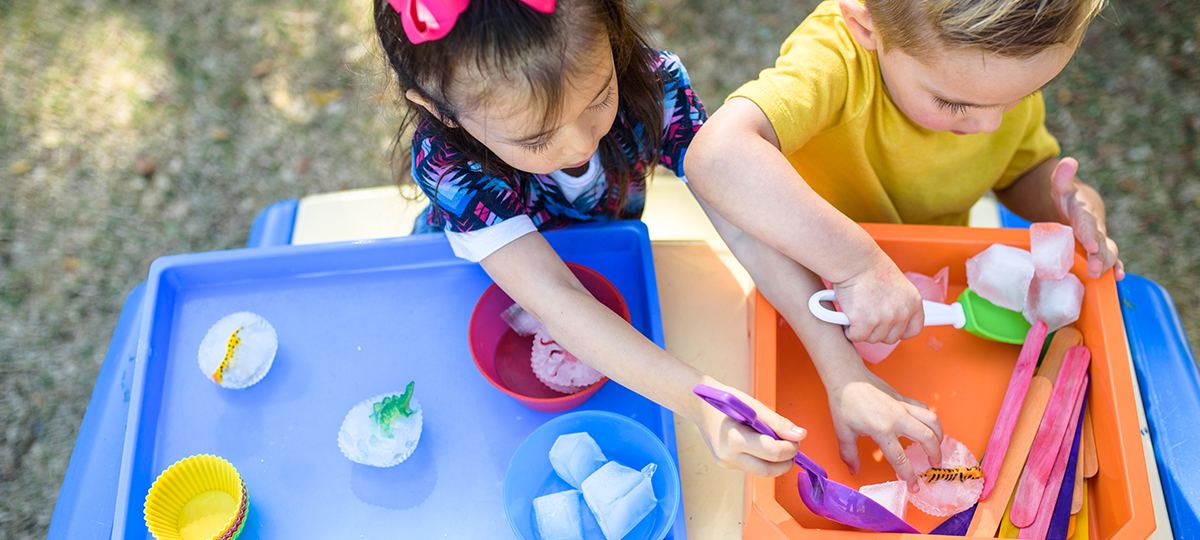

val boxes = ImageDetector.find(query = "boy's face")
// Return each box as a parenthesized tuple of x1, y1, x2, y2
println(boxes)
(876, 42, 1075, 135)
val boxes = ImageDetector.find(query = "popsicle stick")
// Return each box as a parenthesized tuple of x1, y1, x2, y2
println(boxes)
(1068, 515, 1076, 538)
(1082, 406, 1099, 478)
(1019, 374, 1088, 539)
(1072, 437, 1084, 513)
(980, 321, 1048, 500)
(1046, 391, 1088, 539)
(1035, 326, 1082, 382)
(966, 376, 1053, 538)
(1011, 346, 1091, 528)
(1068, 480, 1090, 540)
(999, 493, 1021, 538)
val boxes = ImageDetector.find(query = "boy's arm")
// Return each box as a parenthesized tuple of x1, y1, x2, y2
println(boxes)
(480, 232, 805, 477)
(684, 97, 923, 344)
(693, 193, 943, 489)
(994, 156, 1124, 279)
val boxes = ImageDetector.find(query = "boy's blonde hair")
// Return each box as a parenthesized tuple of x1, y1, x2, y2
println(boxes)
(866, 0, 1106, 59)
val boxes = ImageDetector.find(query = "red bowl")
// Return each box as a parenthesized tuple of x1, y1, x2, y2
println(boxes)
(469, 263, 629, 412)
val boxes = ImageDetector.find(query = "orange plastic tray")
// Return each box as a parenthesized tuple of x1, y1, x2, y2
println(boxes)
(745, 224, 1154, 539)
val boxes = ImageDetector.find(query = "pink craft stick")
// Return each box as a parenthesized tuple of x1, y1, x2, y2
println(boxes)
(1010, 345, 1091, 528)
(980, 322, 1048, 500)
(1019, 373, 1088, 539)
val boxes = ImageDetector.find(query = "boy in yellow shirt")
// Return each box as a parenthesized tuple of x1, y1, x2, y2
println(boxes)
(683, 0, 1123, 488)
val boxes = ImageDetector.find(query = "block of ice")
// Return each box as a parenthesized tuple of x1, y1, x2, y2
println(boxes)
(859, 480, 909, 520)
(501, 302, 545, 336)
(534, 490, 585, 540)
(1023, 274, 1084, 331)
(550, 433, 608, 489)
(904, 266, 950, 304)
(966, 244, 1035, 312)
(1030, 223, 1075, 279)
(532, 330, 605, 393)
(581, 461, 658, 540)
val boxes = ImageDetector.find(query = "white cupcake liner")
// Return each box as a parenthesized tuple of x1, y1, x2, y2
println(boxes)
(197, 311, 277, 389)
(337, 391, 423, 467)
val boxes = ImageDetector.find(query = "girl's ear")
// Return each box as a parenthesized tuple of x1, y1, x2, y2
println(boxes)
(405, 90, 459, 128)
(839, 0, 880, 51)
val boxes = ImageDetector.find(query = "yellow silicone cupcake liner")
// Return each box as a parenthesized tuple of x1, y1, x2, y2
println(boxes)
(144, 454, 248, 540)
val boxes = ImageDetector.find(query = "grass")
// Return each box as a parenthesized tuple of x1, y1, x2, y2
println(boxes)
(0, 0, 1196, 538)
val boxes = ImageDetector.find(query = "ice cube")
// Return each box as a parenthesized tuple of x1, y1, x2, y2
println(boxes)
(549, 433, 608, 489)
(854, 341, 900, 364)
(904, 266, 950, 304)
(966, 244, 1035, 311)
(1030, 223, 1075, 279)
(859, 480, 909, 520)
(581, 461, 658, 540)
(1023, 274, 1084, 331)
(534, 490, 585, 540)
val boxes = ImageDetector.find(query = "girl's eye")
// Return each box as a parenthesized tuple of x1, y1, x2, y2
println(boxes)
(588, 87, 615, 112)
(522, 138, 553, 155)
(934, 97, 969, 116)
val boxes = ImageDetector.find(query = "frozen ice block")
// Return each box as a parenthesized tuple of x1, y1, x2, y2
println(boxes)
(966, 244, 1035, 311)
(854, 267, 948, 364)
(1023, 274, 1084, 331)
(1030, 223, 1075, 279)
(859, 480, 909, 519)
(581, 461, 658, 540)
(549, 432, 608, 489)
(532, 329, 605, 393)
(534, 490, 585, 540)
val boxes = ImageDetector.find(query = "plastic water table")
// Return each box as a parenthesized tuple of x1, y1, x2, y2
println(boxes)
(47, 178, 1199, 539)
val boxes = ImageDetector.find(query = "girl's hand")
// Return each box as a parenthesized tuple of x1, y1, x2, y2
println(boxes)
(693, 385, 807, 478)
(832, 256, 925, 344)
(827, 369, 943, 492)
(1051, 157, 1125, 280)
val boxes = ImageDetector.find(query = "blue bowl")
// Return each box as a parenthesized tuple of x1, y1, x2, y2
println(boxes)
(504, 410, 681, 540)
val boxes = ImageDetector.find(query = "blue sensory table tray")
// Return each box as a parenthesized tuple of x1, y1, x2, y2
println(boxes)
(110, 221, 685, 540)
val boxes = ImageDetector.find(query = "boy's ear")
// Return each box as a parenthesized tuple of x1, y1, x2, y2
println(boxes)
(839, 0, 880, 51)
(405, 90, 458, 128)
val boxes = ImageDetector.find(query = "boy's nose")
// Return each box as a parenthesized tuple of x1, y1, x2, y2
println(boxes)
(971, 110, 1005, 134)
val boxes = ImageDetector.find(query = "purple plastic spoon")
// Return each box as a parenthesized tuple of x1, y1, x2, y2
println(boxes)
(693, 384, 920, 534)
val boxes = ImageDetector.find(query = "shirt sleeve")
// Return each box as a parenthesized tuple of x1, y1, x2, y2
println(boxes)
(994, 92, 1062, 190)
(727, 10, 853, 155)
(410, 129, 529, 234)
(656, 51, 708, 180)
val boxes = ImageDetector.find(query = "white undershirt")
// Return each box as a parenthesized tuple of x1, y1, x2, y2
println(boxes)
(445, 153, 605, 262)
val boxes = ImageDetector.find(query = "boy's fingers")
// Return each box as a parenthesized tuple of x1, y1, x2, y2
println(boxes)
(1050, 157, 1079, 198)
(902, 313, 924, 340)
(877, 436, 919, 491)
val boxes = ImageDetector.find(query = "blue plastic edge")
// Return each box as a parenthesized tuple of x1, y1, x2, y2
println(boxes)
(1117, 275, 1200, 540)
(47, 283, 145, 540)
(997, 203, 1033, 229)
(245, 198, 298, 248)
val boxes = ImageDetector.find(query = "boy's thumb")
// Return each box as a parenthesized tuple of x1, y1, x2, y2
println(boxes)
(1050, 157, 1078, 197)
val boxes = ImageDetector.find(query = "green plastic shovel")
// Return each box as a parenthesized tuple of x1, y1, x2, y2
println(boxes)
(807, 288, 1031, 344)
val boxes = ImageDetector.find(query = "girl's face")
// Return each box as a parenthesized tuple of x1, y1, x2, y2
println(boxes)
(453, 38, 619, 175)
(876, 43, 1075, 135)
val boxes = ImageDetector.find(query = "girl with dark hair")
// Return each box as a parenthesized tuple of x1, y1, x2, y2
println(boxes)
(374, 0, 806, 477)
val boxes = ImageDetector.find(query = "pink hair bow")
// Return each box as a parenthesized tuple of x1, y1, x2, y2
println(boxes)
(388, 0, 555, 44)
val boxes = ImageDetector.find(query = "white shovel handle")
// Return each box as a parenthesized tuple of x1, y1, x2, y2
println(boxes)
(807, 289, 966, 329)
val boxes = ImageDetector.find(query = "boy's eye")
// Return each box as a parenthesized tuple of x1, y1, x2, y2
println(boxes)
(934, 97, 969, 116)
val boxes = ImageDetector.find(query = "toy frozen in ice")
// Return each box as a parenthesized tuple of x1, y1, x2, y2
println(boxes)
(903, 436, 984, 517)
(197, 311, 277, 389)
(502, 302, 604, 394)
(337, 382, 423, 467)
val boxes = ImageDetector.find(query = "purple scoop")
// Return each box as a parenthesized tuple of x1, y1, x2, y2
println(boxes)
(693, 384, 920, 534)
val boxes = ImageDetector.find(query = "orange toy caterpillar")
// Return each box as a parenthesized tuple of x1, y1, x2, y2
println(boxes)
(211, 328, 242, 384)
(919, 466, 983, 483)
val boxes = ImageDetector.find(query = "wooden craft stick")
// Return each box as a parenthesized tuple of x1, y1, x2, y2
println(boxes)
(1072, 438, 1085, 513)
(980, 322, 1048, 500)
(1068, 479, 1090, 540)
(1011, 346, 1091, 528)
(1036, 326, 1082, 382)
(1082, 405, 1099, 478)
(1020, 374, 1088, 538)
(1068, 514, 1076, 538)
(967, 376, 1053, 538)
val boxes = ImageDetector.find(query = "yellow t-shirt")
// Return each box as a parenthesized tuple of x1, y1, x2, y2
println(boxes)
(729, 0, 1060, 226)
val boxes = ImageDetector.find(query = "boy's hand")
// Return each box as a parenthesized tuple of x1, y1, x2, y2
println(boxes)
(827, 369, 943, 492)
(694, 386, 807, 478)
(832, 257, 924, 344)
(1051, 157, 1125, 280)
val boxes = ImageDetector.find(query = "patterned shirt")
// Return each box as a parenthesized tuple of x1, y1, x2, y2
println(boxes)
(410, 50, 706, 259)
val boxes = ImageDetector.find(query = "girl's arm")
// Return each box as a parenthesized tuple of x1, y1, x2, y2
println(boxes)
(683, 97, 923, 344)
(481, 232, 805, 477)
(692, 193, 944, 490)
(994, 156, 1124, 279)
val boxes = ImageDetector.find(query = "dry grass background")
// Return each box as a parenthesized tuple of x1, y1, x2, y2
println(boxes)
(0, 0, 1196, 538)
